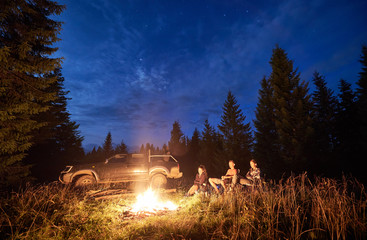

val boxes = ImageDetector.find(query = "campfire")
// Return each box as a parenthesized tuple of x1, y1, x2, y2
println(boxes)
(123, 188, 179, 219)
(131, 188, 178, 213)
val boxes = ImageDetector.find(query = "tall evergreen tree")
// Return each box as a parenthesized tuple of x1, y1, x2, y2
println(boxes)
(268, 46, 313, 173)
(218, 91, 253, 171)
(199, 119, 224, 176)
(186, 128, 201, 177)
(0, 0, 65, 185)
(335, 79, 358, 174)
(168, 121, 188, 177)
(24, 69, 84, 182)
(311, 72, 338, 175)
(162, 144, 168, 154)
(115, 139, 128, 154)
(355, 46, 367, 161)
(254, 77, 280, 178)
(356, 45, 367, 107)
(139, 144, 145, 154)
(102, 132, 113, 159)
(168, 121, 186, 156)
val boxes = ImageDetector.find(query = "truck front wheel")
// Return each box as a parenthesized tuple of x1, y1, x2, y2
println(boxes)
(74, 175, 96, 187)
(150, 173, 167, 189)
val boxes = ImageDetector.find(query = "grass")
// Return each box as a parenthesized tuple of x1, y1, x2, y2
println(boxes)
(0, 174, 366, 239)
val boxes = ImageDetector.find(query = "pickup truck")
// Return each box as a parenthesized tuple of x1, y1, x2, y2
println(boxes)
(59, 153, 183, 188)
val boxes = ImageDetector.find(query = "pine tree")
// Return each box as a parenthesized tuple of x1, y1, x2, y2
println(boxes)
(186, 128, 201, 177)
(355, 46, 367, 159)
(311, 72, 338, 175)
(0, 0, 65, 185)
(254, 77, 280, 178)
(115, 139, 128, 154)
(168, 121, 186, 156)
(102, 132, 113, 159)
(268, 46, 313, 173)
(218, 91, 253, 171)
(335, 79, 358, 174)
(199, 119, 223, 176)
(140, 144, 145, 154)
(356, 46, 367, 105)
(24, 69, 84, 182)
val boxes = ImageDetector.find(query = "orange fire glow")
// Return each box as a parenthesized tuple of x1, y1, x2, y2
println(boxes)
(130, 188, 177, 213)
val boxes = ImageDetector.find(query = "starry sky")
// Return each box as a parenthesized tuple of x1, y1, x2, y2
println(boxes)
(54, 0, 367, 151)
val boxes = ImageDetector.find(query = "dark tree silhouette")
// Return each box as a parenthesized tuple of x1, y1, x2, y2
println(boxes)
(218, 91, 253, 171)
(355, 46, 367, 182)
(168, 121, 186, 156)
(102, 132, 114, 159)
(185, 128, 201, 177)
(0, 0, 65, 186)
(310, 71, 338, 175)
(24, 69, 84, 182)
(268, 46, 313, 173)
(199, 119, 223, 176)
(115, 139, 128, 154)
(254, 77, 280, 178)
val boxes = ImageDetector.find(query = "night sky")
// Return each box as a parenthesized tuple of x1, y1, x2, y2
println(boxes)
(54, 0, 367, 151)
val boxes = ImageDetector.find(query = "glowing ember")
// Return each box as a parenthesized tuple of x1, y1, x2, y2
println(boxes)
(130, 188, 178, 213)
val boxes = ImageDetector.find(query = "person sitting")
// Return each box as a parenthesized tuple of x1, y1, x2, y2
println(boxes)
(209, 160, 238, 194)
(186, 165, 208, 196)
(233, 159, 261, 187)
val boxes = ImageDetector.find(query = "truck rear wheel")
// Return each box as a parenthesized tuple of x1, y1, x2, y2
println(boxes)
(74, 175, 96, 187)
(150, 173, 167, 189)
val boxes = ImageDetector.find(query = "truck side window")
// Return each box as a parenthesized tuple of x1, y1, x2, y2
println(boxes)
(108, 156, 127, 163)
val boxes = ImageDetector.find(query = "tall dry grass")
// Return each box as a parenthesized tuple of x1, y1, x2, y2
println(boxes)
(0, 174, 366, 239)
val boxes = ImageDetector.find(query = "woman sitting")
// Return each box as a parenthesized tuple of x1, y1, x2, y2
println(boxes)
(186, 165, 208, 196)
(233, 159, 261, 187)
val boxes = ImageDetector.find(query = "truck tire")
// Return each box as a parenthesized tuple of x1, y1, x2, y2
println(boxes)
(74, 175, 96, 187)
(150, 173, 167, 189)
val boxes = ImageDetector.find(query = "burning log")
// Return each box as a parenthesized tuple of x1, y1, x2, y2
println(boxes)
(121, 188, 180, 220)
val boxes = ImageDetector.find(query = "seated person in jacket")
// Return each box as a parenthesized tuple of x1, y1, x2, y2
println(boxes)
(233, 159, 261, 186)
(209, 160, 238, 194)
(186, 165, 208, 196)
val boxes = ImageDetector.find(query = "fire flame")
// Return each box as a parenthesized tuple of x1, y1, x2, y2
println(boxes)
(130, 188, 177, 213)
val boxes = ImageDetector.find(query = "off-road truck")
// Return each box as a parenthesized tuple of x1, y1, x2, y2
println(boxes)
(59, 153, 183, 188)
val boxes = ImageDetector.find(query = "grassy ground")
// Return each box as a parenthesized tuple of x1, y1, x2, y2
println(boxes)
(0, 174, 366, 239)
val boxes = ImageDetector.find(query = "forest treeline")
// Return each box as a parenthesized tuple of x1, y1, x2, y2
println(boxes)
(1, 1, 366, 188)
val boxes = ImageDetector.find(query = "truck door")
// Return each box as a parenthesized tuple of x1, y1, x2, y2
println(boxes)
(100, 155, 129, 181)
(126, 154, 149, 180)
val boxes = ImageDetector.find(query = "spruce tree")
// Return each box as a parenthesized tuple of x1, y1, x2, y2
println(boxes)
(162, 143, 168, 154)
(115, 139, 128, 154)
(254, 77, 280, 178)
(140, 144, 145, 154)
(24, 68, 84, 182)
(102, 132, 113, 159)
(335, 79, 358, 174)
(356, 46, 367, 158)
(218, 91, 253, 171)
(268, 46, 313, 173)
(311, 72, 338, 175)
(186, 128, 201, 177)
(168, 121, 186, 156)
(199, 119, 224, 176)
(0, 0, 65, 185)
(168, 121, 188, 176)
(199, 120, 215, 174)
